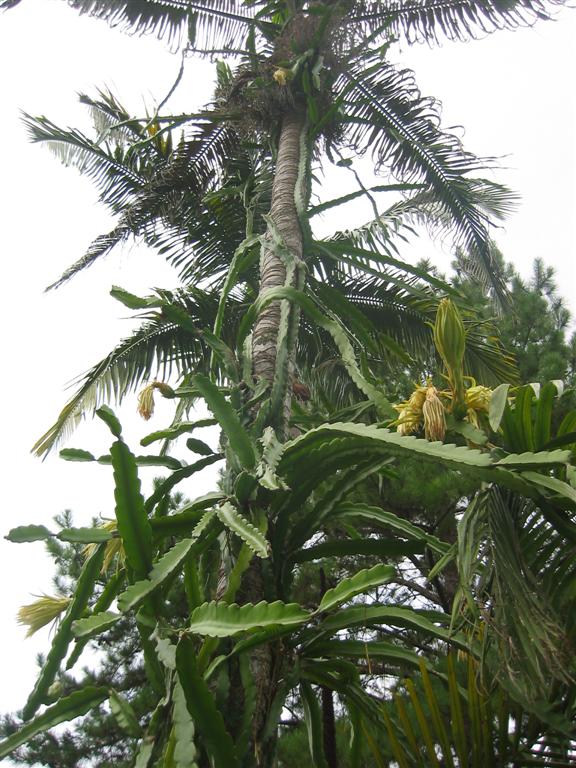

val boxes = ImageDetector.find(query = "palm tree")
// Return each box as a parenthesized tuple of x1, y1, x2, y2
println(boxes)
(23, 88, 516, 455)
(2, 1, 575, 766)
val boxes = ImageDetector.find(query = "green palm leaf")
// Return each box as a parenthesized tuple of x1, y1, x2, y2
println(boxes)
(25, 97, 251, 290)
(336, 55, 515, 302)
(23, 113, 147, 213)
(348, 0, 567, 45)
(31, 286, 234, 456)
(63, 0, 268, 53)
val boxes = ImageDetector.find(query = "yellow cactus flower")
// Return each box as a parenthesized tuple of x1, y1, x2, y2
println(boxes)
(17, 595, 71, 637)
(466, 384, 492, 412)
(273, 68, 290, 86)
(83, 520, 125, 574)
(394, 385, 427, 435)
(423, 386, 446, 442)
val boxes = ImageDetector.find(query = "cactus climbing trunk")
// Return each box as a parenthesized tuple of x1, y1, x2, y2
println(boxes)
(252, 110, 305, 389)
(246, 110, 307, 765)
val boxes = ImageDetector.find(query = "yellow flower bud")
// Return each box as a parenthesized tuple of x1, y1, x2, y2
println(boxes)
(434, 298, 466, 372)
(83, 520, 124, 574)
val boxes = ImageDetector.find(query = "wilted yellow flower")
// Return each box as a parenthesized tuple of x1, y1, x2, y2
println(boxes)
(137, 383, 156, 420)
(423, 386, 446, 442)
(466, 384, 491, 412)
(464, 383, 492, 431)
(273, 67, 291, 86)
(137, 381, 175, 420)
(18, 595, 71, 637)
(83, 520, 124, 574)
(394, 385, 427, 435)
(467, 407, 480, 428)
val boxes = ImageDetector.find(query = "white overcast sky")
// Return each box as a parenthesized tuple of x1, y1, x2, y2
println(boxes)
(0, 0, 574, 734)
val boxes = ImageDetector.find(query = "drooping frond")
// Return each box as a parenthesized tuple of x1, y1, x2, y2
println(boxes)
(23, 114, 147, 213)
(35, 111, 247, 289)
(77, 90, 147, 143)
(94, 139, 270, 289)
(347, 0, 568, 45)
(288, 265, 516, 418)
(336, 55, 514, 303)
(61, 0, 271, 52)
(32, 285, 245, 457)
(456, 485, 576, 715)
(319, 200, 417, 260)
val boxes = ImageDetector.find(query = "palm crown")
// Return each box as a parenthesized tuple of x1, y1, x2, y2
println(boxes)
(18, 0, 535, 453)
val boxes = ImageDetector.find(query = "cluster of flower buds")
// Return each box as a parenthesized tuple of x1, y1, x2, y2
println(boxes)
(393, 300, 494, 442)
(394, 383, 446, 442)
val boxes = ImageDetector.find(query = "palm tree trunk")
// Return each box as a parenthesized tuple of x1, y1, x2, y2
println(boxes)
(320, 569, 338, 768)
(252, 110, 305, 396)
(245, 109, 307, 765)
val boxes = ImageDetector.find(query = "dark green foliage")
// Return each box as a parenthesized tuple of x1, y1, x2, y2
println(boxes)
(453, 253, 576, 386)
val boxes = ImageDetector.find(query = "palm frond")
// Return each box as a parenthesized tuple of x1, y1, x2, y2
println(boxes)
(455, 486, 576, 717)
(323, 273, 515, 383)
(32, 285, 245, 457)
(78, 89, 147, 143)
(347, 0, 567, 45)
(381, 652, 576, 767)
(23, 114, 147, 213)
(292, 271, 515, 418)
(40, 112, 247, 289)
(64, 0, 273, 53)
(321, 201, 417, 259)
(336, 56, 515, 303)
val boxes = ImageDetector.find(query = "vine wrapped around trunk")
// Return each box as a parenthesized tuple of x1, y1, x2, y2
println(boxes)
(252, 110, 308, 437)
(245, 109, 309, 764)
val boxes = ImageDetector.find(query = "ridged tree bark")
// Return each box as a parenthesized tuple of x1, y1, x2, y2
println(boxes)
(252, 110, 305, 391)
(246, 108, 307, 766)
